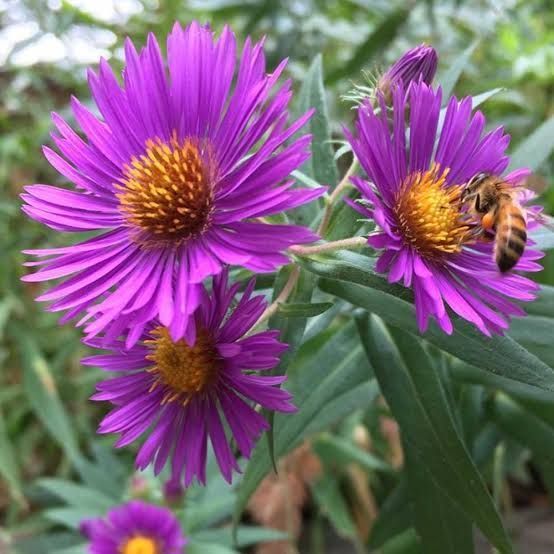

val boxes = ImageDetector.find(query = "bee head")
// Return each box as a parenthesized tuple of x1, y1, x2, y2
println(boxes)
(461, 172, 489, 202)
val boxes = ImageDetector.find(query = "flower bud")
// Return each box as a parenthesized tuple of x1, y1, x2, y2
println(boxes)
(163, 478, 185, 506)
(378, 44, 438, 102)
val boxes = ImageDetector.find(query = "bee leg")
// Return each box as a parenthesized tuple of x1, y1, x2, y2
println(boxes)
(482, 211, 496, 231)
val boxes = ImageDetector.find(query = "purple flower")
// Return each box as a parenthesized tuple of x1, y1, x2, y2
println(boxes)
(80, 500, 186, 554)
(378, 44, 437, 101)
(345, 82, 543, 336)
(84, 270, 295, 485)
(21, 22, 324, 346)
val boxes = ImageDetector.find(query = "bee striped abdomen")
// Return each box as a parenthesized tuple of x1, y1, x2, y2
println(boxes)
(494, 200, 527, 273)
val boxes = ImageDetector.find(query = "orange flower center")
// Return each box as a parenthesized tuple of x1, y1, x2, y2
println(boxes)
(117, 133, 215, 244)
(120, 535, 158, 554)
(393, 164, 470, 258)
(145, 327, 220, 404)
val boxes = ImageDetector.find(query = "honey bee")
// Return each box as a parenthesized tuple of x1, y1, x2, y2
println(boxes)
(461, 173, 528, 273)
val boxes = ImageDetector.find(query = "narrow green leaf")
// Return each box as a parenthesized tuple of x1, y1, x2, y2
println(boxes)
(311, 475, 357, 539)
(438, 42, 478, 101)
(38, 479, 114, 511)
(471, 87, 505, 109)
(326, 8, 410, 84)
(489, 394, 554, 466)
(192, 526, 288, 548)
(0, 408, 25, 507)
(290, 169, 322, 189)
(277, 301, 333, 318)
(265, 266, 315, 473)
(405, 444, 474, 554)
(526, 284, 554, 318)
(449, 359, 554, 405)
(269, 267, 315, 374)
(509, 315, 554, 368)
(357, 316, 513, 553)
(301, 55, 337, 187)
(234, 322, 376, 530)
(509, 117, 554, 171)
(381, 529, 423, 554)
(369, 479, 412, 549)
(290, 54, 336, 225)
(186, 542, 239, 554)
(325, 187, 366, 241)
(45, 508, 99, 530)
(303, 251, 554, 394)
(13, 330, 80, 461)
(313, 433, 392, 473)
(53, 546, 86, 554)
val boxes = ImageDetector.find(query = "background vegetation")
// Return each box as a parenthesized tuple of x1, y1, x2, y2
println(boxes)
(1, 0, 554, 553)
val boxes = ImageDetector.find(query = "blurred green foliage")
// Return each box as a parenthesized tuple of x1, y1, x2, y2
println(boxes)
(1, 0, 553, 553)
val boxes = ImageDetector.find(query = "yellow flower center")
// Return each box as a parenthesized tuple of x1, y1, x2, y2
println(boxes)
(393, 164, 470, 258)
(120, 535, 158, 554)
(145, 327, 220, 404)
(117, 133, 215, 244)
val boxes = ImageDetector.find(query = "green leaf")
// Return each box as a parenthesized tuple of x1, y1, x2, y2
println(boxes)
(404, 444, 474, 553)
(234, 322, 376, 531)
(38, 478, 114, 511)
(509, 117, 554, 171)
(369, 479, 412, 549)
(13, 330, 80, 461)
(277, 301, 333, 318)
(290, 169, 322, 190)
(53, 546, 86, 554)
(15, 533, 83, 554)
(488, 394, 554, 482)
(299, 55, 337, 187)
(313, 433, 393, 473)
(265, 266, 315, 472)
(526, 284, 554, 318)
(311, 474, 357, 539)
(326, 8, 410, 84)
(509, 315, 554, 368)
(449, 359, 554, 405)
(381, 529, 423, 554)
(45, 508, 98, 530)
(357, 316, 513, 553)
(471, 87, 505, 109)
(303, 251, 554, 395)
(184, 469, 237, 533)
(192, 526, 288, 548)
(438, 42, 478, 101)
(325, 186, 367, 241)
(186, 542, 239, 554)
(290, 54, 336, 225)
(0, 408, 25, 507)
(269, 267, 316, 374)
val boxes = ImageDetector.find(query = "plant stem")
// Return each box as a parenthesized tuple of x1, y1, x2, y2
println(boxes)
(252, 265, 301, 330)
(289, 235, 367, 256)
(317, 157, 359, 236)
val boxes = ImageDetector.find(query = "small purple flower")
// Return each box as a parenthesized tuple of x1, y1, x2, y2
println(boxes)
(84, 270, 295, 486)
(22, 22, 324, 346)
(378, 44, 437, 101)
(80, 500, 186, 554)
(345, 82, 543, 336)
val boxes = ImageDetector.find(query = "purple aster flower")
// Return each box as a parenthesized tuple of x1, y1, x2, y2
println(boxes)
(344, 82, 543, 336)
(84, 269, 295, 485)
(378, 44, 437, 102)
(80, 500, 186, 554)
(21, 22, 324, 346)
